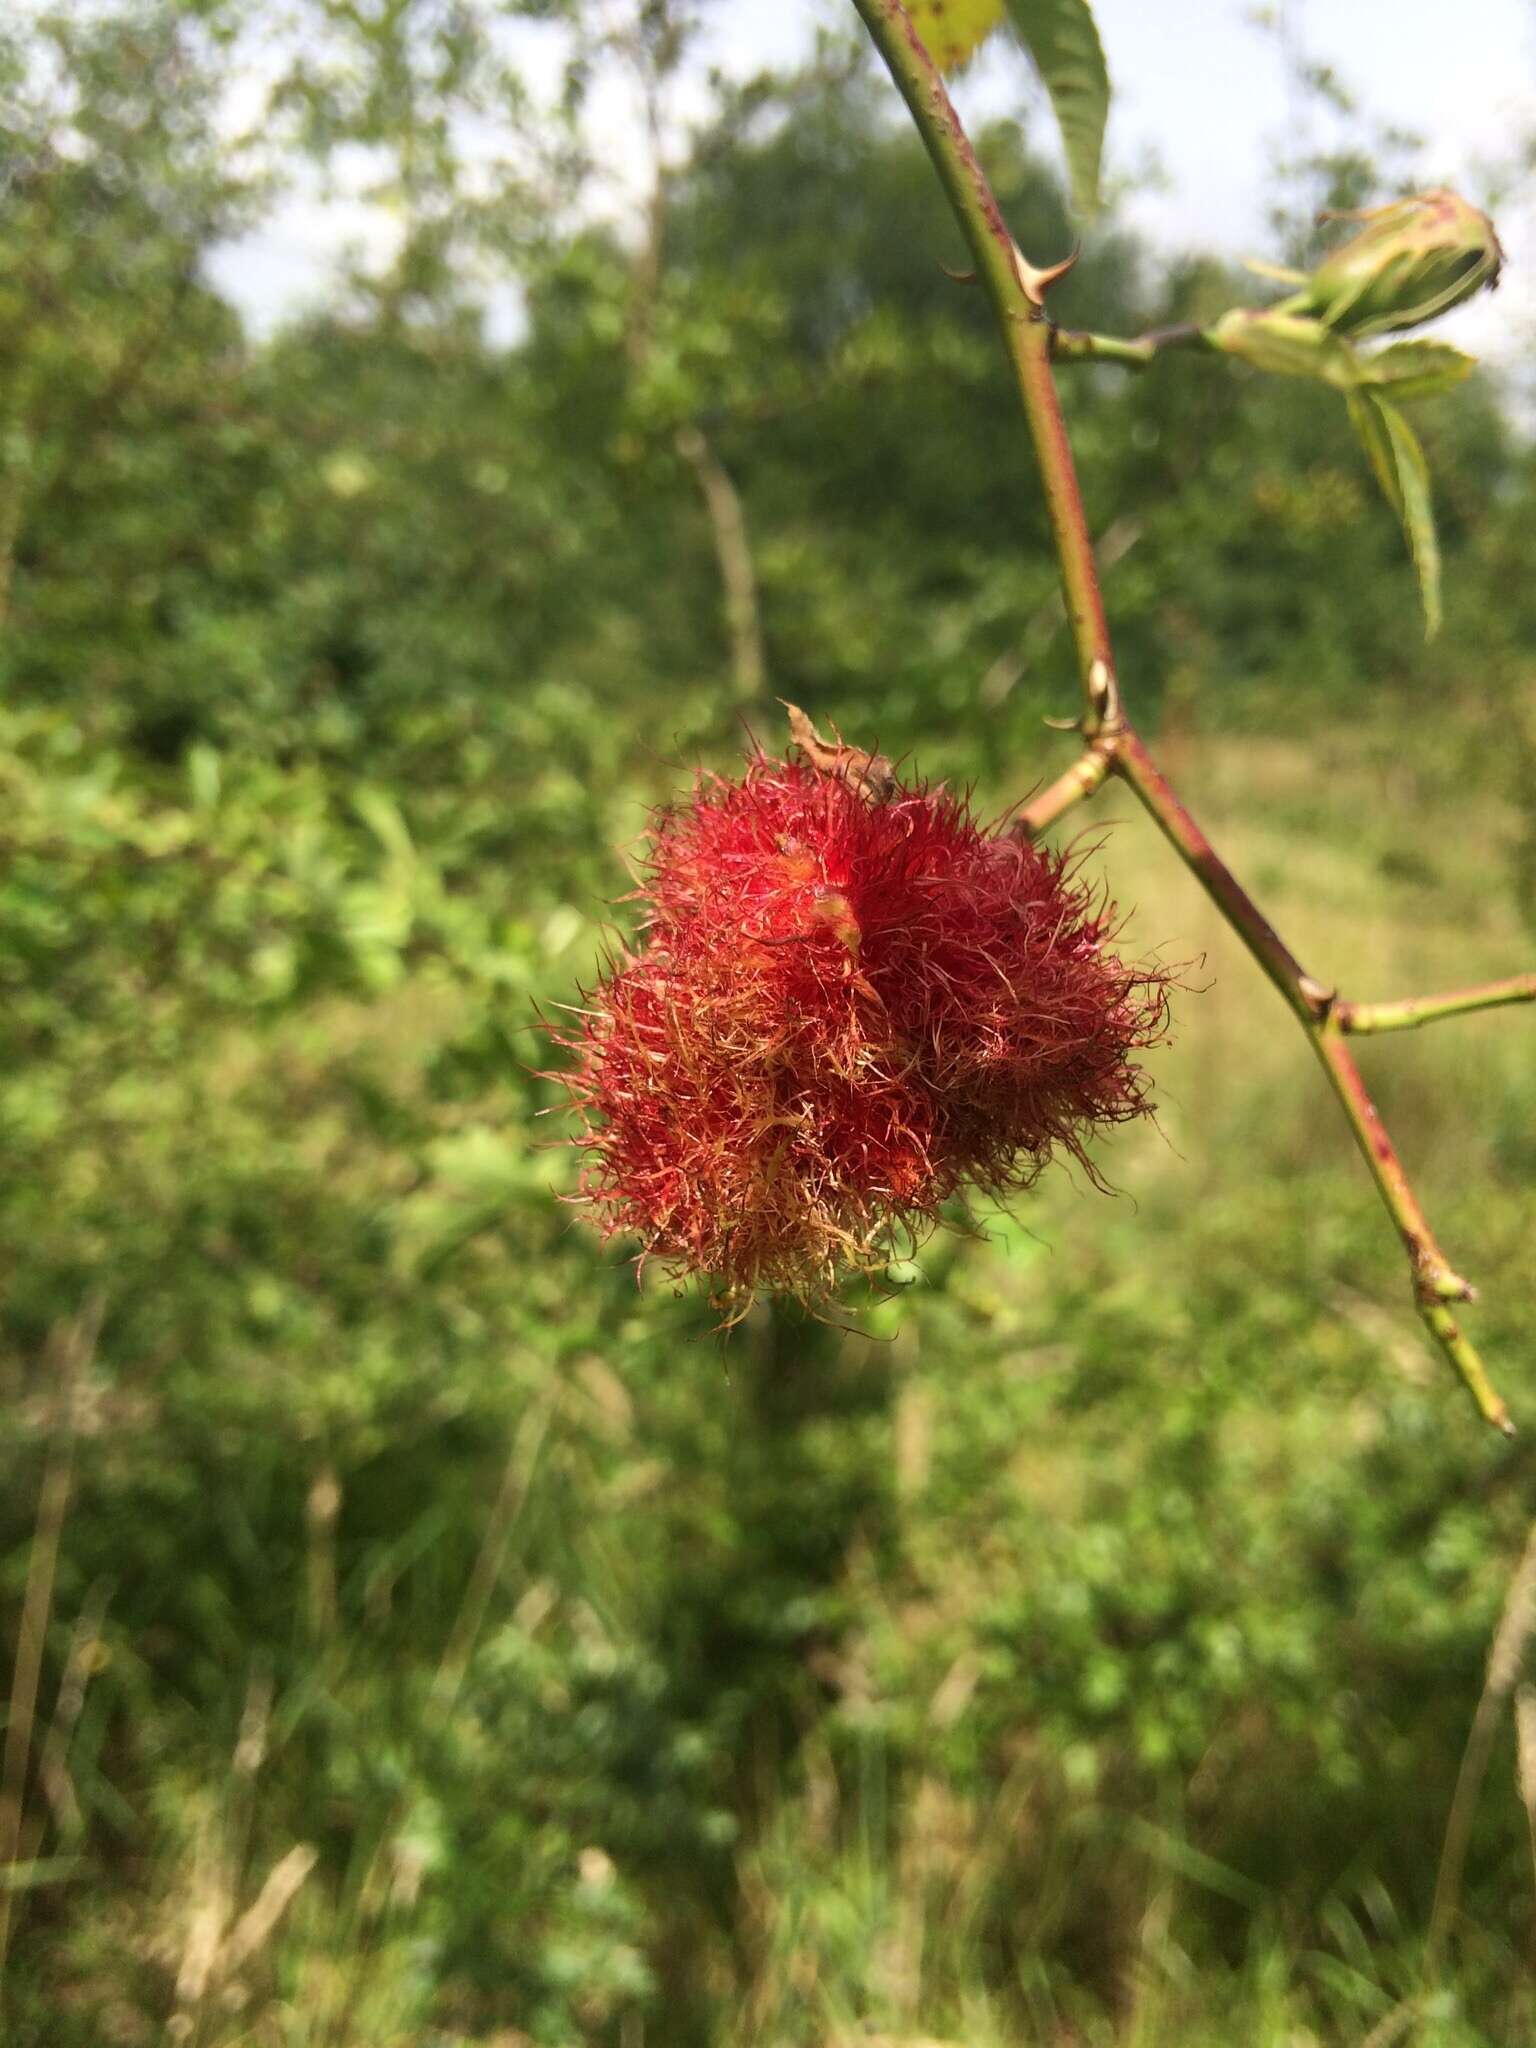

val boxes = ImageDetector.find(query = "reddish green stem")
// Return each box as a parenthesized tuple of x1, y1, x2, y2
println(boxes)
(848, 0, 1118, 735)
(1312, 1025, 1511, 1434)
(1110, 730, 1326, 1024)
(851, 0, 1521, 1432)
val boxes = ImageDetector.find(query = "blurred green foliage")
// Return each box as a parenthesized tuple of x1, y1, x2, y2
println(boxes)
(1, 4, 1534, 2044)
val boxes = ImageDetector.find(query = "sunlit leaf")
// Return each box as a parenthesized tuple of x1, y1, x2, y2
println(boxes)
(1004, 0, 1110, 216)
(904, 0, 1007, 71)
(1347, 390, 1442, 637)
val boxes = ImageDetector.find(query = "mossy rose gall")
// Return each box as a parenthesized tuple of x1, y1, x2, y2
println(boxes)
(559, 734, 1170, 1315)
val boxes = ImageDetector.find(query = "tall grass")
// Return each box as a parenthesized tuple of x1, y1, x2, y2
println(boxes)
(4, 715, 1534, 2045)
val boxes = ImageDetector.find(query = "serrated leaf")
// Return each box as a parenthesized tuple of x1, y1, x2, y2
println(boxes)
(1347, 390, 1442, 637)
(905, 0, 1007, 72)
(1004, 0, 1110, 217)
(1356, 339, 1476, 404)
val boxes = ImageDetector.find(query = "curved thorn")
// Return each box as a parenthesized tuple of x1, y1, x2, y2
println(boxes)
(1012, 241, 1080, 308)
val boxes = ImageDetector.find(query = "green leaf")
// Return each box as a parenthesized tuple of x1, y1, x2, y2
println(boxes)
(1355, 339, 1476, 403)
(1345, 390, 1401, 514)
(1125, 1818, 1267, 1908)
(353, 786, 415, 864)
(905, 0, 1007, 71)
(1347, 390, 1442, 637)
(1004, 0, 1110, 217)
(1241, 257, 1309, 287)
(1207, 308, 1357, 388)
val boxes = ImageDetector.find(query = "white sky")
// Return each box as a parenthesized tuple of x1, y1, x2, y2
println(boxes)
(206, 0, 1536, 370)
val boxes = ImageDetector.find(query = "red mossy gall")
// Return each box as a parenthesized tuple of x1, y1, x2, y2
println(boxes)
(560, 724, 1171, 1317)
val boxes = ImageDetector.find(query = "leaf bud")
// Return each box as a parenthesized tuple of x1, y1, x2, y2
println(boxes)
(1286, 189, 1503, 340)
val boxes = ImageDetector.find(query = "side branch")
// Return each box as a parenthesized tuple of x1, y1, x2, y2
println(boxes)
(1050, 322, 1209, 369)
(1337, 975, 1536, 1035)
(1016, 740, 1116, 838)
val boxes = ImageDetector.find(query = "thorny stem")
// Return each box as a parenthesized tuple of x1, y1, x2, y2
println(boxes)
(1110, 729, 1320, 1024)
(1113, 730, 1511, 1430)
(1309, 1028, 1473, 1307)
(852, 0, 1525, 1433)
(847, 0, 1117, 739)
(1312, 1030, 1513, 1433)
